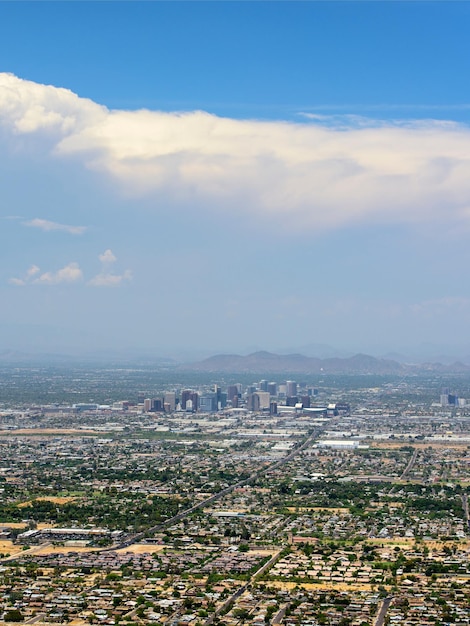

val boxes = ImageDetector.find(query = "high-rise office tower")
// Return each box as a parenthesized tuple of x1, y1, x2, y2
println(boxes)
(164, 392, 176, 412)
(199, 393, 217, 412)
(152, 398, 163, 412)
(181, 390, 192, 410)
(286, 380, 297, 397)
(246, 391, 270, 411)
(227, 385, 239, 402)
(268, 382, 277, 396)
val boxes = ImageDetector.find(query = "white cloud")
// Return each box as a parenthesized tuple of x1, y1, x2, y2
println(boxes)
(9, 264, 41, 286)
(3, 72, 470, 231)
(410, 296, 470, 316)
(8, 251, 130, 288)
(33, 262, 83, 285)
(26, 265, 40, 278)
(88, 250, 131, 287)
(98, 249, 117, 264)
(24, 218, 87, 235)
(8, 277, 26, 286)
(0, 72, 105, 135)
(88, 269, 132, 287)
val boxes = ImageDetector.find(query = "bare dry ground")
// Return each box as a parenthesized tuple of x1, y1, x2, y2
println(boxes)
(367, 537, 470, 552)
(33, 545, 102, 555)
(371, 441, 470, 450)
(114, 544, 165, 554)
(286, 506, 350, 514)
(367, 537, 417, 547)
(1, 622, 61, 626)
(18, 496, 75, 507)
(0, 540, 19, 554)
(266, 580, 376, 592)
(0, 541, 50, 560)
(0, 429, 99, 436)
(248, 549, 276, 557)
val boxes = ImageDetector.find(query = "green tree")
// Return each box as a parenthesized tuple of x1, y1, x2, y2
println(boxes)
(4, 609, 24, 622)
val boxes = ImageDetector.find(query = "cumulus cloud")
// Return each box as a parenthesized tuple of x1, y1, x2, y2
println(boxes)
(27, 264, 40, 277)
(9, 262, 82, 286)
(8, 277, 26, 286)
(33, 262, 83, 285)
(8, 250, 131, 288)
(88, 249, 132, 287)
(88, 269, 132, 287)
(3, 72, 470, 231)
(24, 218, 87, 235)
(98, 249, 117, 264)
(9, 264, 40, 285)
(0, 72, 105, 135)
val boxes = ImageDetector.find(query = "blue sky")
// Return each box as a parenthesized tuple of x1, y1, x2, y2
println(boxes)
(2, 1, 470, 359)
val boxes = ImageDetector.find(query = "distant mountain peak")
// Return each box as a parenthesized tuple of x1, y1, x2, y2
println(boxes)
(183, 351, 404, 374)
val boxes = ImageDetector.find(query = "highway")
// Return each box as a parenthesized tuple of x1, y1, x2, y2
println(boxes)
(462, 493, 470, 529)
(374, 596, 392, 626)
(400, 447, 418, 480)
(203, 548, 284, 626)
(112, 424, 326, 550)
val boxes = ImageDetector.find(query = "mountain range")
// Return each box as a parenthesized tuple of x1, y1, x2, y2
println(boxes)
(1, 348, 470, 374)
(183, 350, 470, 374)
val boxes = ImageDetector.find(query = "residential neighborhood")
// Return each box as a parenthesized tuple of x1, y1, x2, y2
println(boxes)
(1, 368, 470, 624)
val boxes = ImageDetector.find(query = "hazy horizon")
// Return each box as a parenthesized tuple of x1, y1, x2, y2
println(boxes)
(2, 335, 470, 366)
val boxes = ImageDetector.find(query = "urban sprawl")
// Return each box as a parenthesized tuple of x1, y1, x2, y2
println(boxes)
(1, 367, 470, 626)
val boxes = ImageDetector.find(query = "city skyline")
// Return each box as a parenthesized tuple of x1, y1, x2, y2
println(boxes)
(2, 2, 470, 357)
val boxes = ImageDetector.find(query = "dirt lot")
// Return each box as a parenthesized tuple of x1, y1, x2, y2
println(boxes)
(372, 441, 470, 450)
(266, 580, 376, 592)
(18, 496, 75, 507)
(0, 539, 19, 555)
(114, 544, 165, 554)
(0, 429, 99, 436)
(33, 545, 102, 555)
(286, 507, 350, 514)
